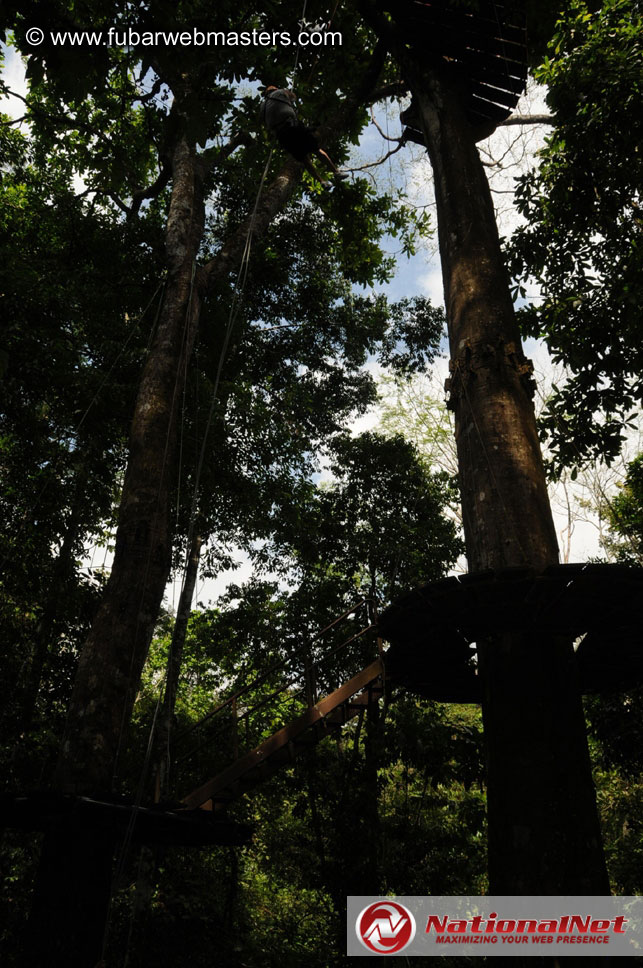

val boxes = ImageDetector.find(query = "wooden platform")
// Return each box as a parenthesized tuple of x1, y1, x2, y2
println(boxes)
(379, 564, 643, 702)
(374, 0, 529, 137)
(0, 792, 252, 846)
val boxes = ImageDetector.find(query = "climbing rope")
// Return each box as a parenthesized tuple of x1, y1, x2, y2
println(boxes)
(105, 60, 301, 954)
(111, 261, 198, 789)
(176, 147, 275, 590)
(101, 265, 203, 964)
(290, 0, 309, 82)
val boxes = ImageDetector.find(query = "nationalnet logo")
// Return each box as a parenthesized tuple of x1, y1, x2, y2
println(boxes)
(425, 911, 626, 947)
(347, 896, 643, 957)
(356, 901, 416, 954)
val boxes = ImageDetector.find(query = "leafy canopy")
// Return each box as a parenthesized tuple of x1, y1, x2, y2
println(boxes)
(508, 0, 643, 469)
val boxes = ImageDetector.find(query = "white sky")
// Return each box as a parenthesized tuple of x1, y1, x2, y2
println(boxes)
(1, 42, 28, 109)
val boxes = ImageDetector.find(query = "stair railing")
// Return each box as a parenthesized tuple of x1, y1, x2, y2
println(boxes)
(173, 598, 380, 774)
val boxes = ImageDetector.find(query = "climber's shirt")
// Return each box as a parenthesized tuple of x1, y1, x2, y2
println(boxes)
(260, 88, 319, 163)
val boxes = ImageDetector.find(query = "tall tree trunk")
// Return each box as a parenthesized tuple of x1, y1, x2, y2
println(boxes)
(406, 61, 609, 895)
(122, 532, 204, 962)
(26, 47, 391, 964)
(54, 134, 205, 797)
(28, 133, 206, 968)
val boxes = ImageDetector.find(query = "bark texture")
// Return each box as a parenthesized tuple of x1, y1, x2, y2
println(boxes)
(406, 60, 609, 894)
(29, 47, 390, 963)
(28, 135, 206, 968)
(55, 135, 206, 796)
(411, 67, 557, 572)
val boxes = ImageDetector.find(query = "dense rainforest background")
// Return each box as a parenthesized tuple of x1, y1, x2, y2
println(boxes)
(1, 0, 643, 964)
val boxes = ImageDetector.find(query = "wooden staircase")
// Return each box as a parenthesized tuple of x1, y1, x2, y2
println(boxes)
(181, 658, 384, 811)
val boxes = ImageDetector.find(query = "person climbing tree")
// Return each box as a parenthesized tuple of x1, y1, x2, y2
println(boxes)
(260, 85, 348, 188)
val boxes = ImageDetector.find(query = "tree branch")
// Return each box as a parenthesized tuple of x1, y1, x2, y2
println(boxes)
(370, 107, 400, 142)
(199, 130, 255, 178)
(72, 185, 131, 214)
(108, 192, 132, 215)
(136, 76, 163, 104)
(346, 138, 406, 172)
(129, 164, 172, 218)
(500, 114, 554, 127)
(368, 80, 408, 104)
(202, 158, 302, 289)
(0, 114, 28, 126)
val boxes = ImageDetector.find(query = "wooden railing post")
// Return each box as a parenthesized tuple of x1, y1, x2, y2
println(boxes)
(231, 697, 239, 760)
(303, 647, 317, 707)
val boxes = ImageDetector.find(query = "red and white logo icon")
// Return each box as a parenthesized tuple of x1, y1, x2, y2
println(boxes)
(356, 900, 416, 954)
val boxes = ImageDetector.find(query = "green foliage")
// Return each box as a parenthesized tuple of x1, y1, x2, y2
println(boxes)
(255, 431, 462, 599)
(0, 831, 41, 963)
(379, 699, 487, 896)
(377, 372, 458, 479)
(8, 0, 643, 963)
(151, 431, 461, 801)
(178, 202, 447, 569)
(583, 456, 643, 892)
(586, 683, 643, 893)
(1, 24, 462, 942)
(0, 0, 444, 755)
(602, 454, 643, 563)
(126, 696, 485, 968)
(0, 111, 160, 748)
(595, 768, 643, 894)
(117, 422, 472, 967)
(508, 0, 643, 469)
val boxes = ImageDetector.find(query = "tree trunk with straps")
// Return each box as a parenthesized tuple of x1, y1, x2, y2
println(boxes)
(28, 133, 206, 968)
(25, 43, 398, 962)
(56, 133, 206, 798)
(405, 59, 609, 895)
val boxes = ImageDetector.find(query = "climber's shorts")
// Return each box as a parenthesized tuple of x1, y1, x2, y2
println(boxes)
(275, 120, 319, 162)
